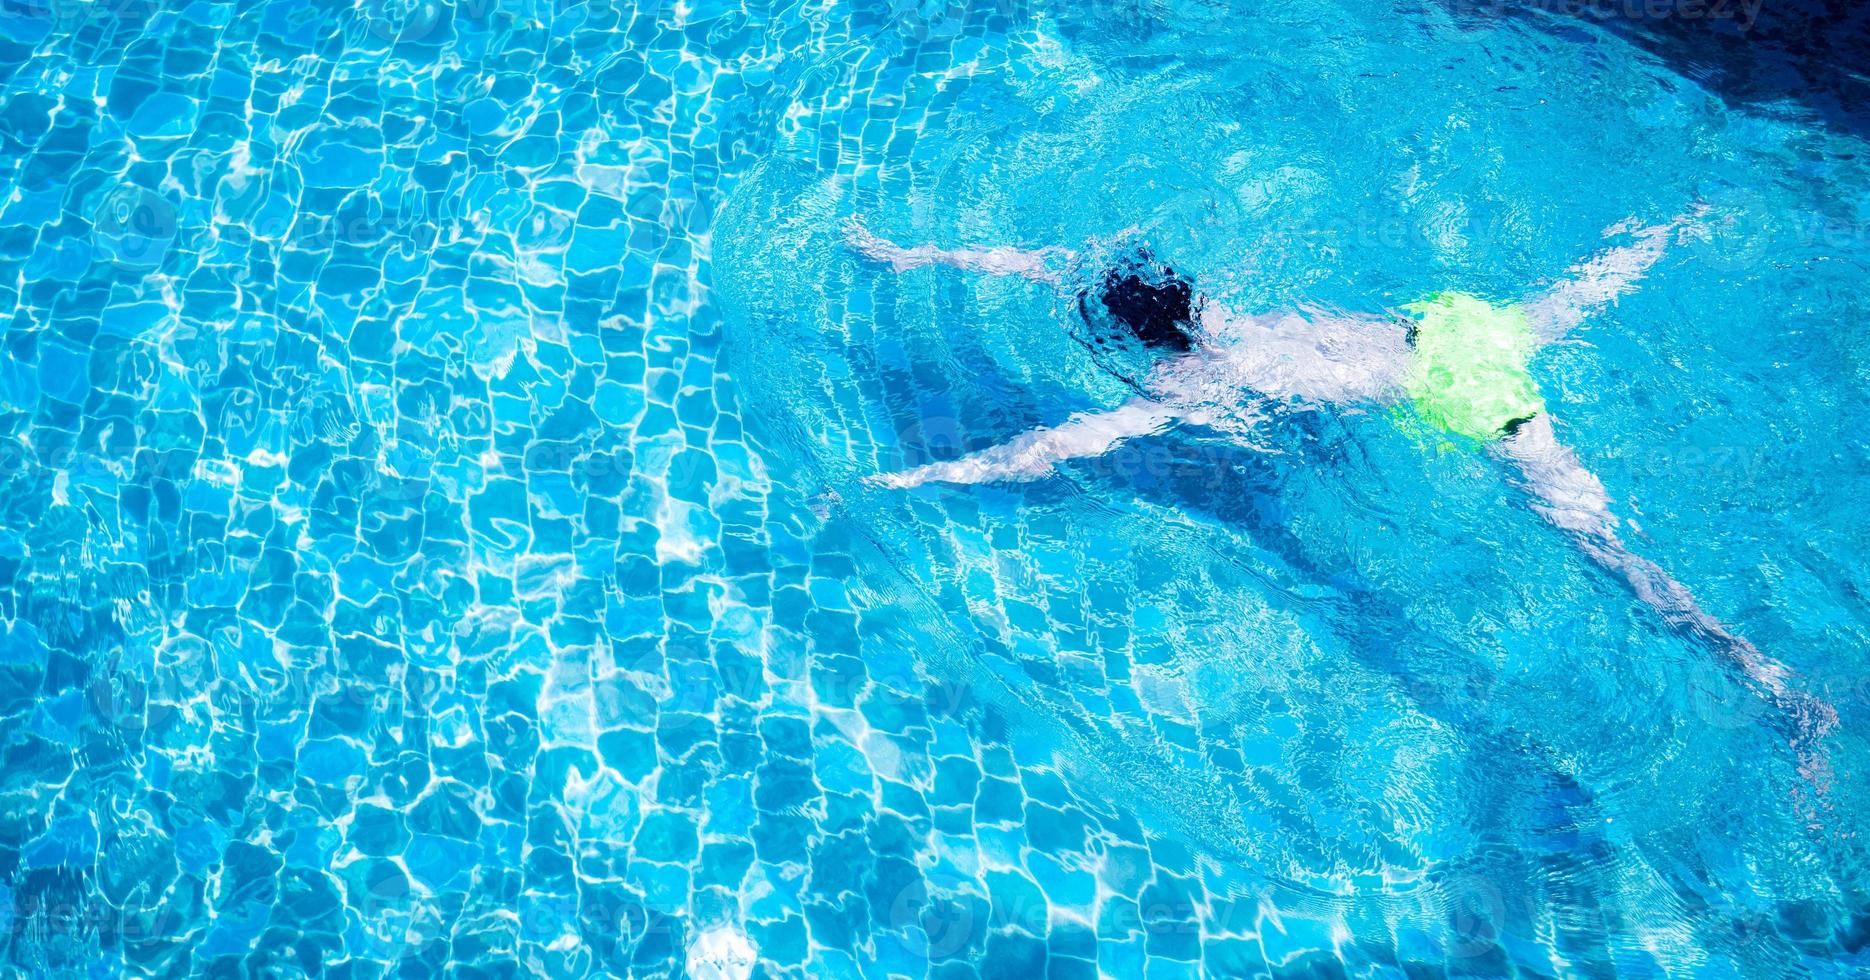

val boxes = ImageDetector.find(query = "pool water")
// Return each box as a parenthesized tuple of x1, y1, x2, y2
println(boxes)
(2, 0, 1869, 975)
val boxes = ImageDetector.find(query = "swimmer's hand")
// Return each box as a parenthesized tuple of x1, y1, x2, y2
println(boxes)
(1664, 201, 1713, 244)
(865, 456, 1056, 490)
(843, 218, 926, 272)
(864, 400, 1181, 489)
(842, 217, 1070, 282)
(1599, 204, 1710, 248)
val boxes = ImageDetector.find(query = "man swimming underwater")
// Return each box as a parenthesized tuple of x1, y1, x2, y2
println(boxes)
(845, 213, 1836, 771)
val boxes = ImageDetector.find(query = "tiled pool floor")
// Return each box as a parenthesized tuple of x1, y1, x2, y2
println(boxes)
(4, 0, 1870, 976)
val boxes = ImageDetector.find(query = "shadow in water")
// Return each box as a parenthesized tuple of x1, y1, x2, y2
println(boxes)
(1468, 0, 1870, 137)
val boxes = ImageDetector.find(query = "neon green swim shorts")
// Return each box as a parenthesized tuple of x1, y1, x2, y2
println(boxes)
(1401, 291, 1544, 442)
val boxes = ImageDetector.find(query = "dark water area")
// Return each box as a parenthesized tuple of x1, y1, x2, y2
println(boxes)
(1487, 0, 1870, 137)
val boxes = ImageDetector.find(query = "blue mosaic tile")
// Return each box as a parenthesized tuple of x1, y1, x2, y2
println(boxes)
(5, 0, 1870, 975)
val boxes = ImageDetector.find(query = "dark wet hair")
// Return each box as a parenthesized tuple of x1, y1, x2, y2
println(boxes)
(1079, 256, 1197, 353)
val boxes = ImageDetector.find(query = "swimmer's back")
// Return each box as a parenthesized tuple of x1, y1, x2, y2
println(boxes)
(1182, 308, 1412, 407)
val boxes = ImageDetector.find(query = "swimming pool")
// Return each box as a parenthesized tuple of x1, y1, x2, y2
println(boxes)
(2, 0, 1868, 975)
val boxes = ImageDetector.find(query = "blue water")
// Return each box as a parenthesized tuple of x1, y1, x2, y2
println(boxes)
(3, 0, 1869, 975)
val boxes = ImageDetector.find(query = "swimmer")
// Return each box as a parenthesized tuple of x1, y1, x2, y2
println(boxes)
(844, 213, 1836, 780)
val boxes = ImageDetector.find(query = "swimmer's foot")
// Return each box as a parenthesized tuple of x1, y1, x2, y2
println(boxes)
(1717, 630, 1838, 804)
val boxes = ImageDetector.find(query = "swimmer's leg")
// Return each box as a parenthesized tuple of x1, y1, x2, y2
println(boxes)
(869, 398, 1179, 488)
(1523, 207, 1707, 343)
(1497, 414, 1835, 781)
(844, 218, 1071, 284)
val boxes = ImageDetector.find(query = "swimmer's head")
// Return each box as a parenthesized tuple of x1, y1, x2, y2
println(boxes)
(1099, 266, 1196, 351)
(1079, 250, 1199, 354)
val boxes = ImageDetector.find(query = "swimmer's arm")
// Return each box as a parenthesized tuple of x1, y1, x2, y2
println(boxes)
(1497, 415, 1835, 756)
(868, 398, 1179, 488)
(844, 218, 1071, 284)
(1523, 207, 1706, 344)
